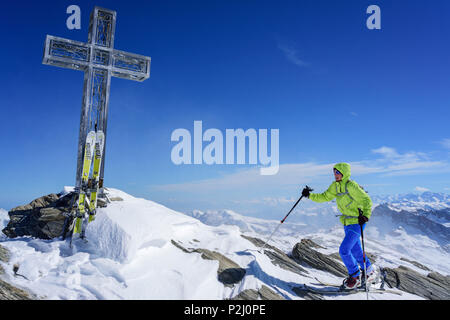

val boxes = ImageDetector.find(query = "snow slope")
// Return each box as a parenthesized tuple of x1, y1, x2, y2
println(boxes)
(0, 189, 433, 300)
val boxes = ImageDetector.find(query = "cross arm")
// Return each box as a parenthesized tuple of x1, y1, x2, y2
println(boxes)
(111, 49, 151, 82)
(43, 35, 151, 81)
(42, 35, 91, 71)
(43, 35, 150, 81)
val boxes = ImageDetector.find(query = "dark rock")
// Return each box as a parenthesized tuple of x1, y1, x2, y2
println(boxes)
(2, 190, 110, 240)
(194, 248, 246, 286)
(258, 285, 285, 300)
(109, 197, 123, 202)
(97, 198, 108, 208)
(327, 252, 341, 261)
(171, 240, 246, 286)
(232, 285, 285, 300)
(264, 250, 308, 277)
(400, 257, 431, 271)
(383, 266, 450, 300)
(291, 286, 324, 300)
(427, 272, 450, 288)
(171, 240, 191, 253)
(301, 239, 326, 250)
(0, 278, 34, 300)
(0, 245, 35, 299)
(291, 239, 347, 277)
(11, 194, 60, 212)
(0, 245, 10, 264)
(218, 268, 246, 286)
(241, 235, 308, 276)
(2, 193, 76, 239)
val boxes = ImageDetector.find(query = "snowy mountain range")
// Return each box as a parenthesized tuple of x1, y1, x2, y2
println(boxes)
(0, 189, 448, 300)
(372, 191, 450, 211)
(187, 192, 450, 275)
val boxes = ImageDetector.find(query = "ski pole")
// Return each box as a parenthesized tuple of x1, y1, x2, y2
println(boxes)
(358, 208, 369, 300)
(260, 186, 313, 252)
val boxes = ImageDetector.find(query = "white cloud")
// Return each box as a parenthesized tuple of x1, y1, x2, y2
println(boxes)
(277, 44, 309, 67)
(231, 196, 297, 207)
(151, 146, 450, 195)
(371, 146, 399, 158)
(368, 147, 446, 176)
(439, 138, 450, 149)
(415, 186, 430, 192)
(152, 162, 332, 194)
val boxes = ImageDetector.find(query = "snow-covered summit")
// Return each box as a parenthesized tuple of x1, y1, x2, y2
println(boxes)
(0, 188, 243, 299)
(0, 188, 446, 300)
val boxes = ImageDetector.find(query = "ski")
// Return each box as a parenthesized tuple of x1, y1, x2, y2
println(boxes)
(314, 277, 352, 287)
(313, 277, 402, 295)
(72, 131, 96, 237)
(300, 284, 402, 296)
(87, 130, 105, 224)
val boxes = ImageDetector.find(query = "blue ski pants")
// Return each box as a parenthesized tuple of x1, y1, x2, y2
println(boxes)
(339, 223, 372, 276)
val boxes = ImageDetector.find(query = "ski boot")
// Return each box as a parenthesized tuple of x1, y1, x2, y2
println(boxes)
(341, 271, 361, 290)
(361, 264, 377, 285)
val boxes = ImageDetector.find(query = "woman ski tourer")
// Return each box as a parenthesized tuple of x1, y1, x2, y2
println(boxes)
(301, 162, 376, 289)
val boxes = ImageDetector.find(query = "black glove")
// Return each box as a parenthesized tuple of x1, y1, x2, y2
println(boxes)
(358, 214, 369, 225)
(301, 187, 311, 198)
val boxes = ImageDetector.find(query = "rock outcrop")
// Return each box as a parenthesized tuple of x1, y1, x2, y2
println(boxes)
(0, 245, 35, 300)
(289, 239, 450, 300)
(291, 286, 324, 300)
(2, 193, 73, 239)
(2, 191, 108, 240)
(291, 239, 347, 277)
(383, 266, 450, 300)
(171, 240, 246, 286)
(171, 239, 286, 300)
(194, 248, 246, 286)
(241, 235, 308, 276)
(400, 257, 431, 271)
(232, 285, 285, 300)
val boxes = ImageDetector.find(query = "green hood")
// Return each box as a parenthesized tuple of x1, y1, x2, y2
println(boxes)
(309, 161, 373, 226)
(334, 162, 351, 183)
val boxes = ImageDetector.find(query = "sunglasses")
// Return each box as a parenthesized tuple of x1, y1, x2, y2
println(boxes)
(334, 169, 342, 175)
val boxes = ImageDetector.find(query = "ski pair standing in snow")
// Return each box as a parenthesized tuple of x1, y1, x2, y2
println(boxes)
(69, 129, 105, 244)
(301, 162, 376, 290)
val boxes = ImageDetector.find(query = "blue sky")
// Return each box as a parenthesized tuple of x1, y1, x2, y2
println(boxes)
(0, 0, 449, 218)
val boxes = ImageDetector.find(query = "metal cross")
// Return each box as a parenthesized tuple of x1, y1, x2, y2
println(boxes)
(42, 6, 151, 192)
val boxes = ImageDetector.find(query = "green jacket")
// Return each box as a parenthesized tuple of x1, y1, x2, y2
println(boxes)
(309, 163, 372, 226)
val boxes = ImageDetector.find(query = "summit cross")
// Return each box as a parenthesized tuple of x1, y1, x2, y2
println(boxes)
(42, 6, 151, 191)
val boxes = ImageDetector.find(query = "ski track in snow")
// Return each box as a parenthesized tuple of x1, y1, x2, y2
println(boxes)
(0, 189, 447, 300)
